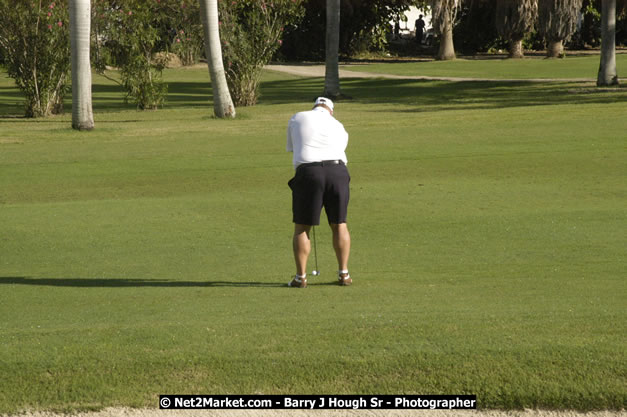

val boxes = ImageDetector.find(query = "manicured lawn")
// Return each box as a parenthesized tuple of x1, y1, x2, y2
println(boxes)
(0, 64, 625, 413)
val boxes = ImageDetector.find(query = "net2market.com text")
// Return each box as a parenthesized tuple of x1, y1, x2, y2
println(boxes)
(159, 394, 477, 410)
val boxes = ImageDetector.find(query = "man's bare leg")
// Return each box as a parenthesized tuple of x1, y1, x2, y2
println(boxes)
(293, 224, 312, 277)
(330, 223, 350, 272)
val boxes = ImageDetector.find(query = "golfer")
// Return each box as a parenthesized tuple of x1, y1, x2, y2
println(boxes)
(286, 97, 352, 288)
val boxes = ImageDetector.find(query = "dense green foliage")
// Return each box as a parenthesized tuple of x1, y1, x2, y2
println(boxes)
(1, 65, 626, 413)
(92, 0, 203, 69)
(219, 0, 305, 106)
(0, 0, 70, 117)
(162, 0, 204, 66)
(161, 0, 205, 66)
(454, 0, 503, 54)
(92, 0, 168, 109)
(92, 0, 305, 108)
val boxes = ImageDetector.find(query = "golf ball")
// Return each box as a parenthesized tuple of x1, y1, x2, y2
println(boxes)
(312, 270, 320, 276)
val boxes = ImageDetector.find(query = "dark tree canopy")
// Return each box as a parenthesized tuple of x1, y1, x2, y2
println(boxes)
(496, 0, 538, 40)
(538, 0, 583, 43)
(280, 0, 426, 60)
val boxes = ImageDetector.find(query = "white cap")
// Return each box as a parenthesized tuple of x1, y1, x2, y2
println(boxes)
(313, 97, 334, 111)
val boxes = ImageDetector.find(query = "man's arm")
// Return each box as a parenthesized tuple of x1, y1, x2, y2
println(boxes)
(286, 120, 293, 152)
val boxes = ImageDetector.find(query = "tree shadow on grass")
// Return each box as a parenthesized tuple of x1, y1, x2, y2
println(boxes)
(258, 76, 325, 105)
(0, 276, 340, 288)
(0, 276, 287, 288)
(83, 75, 627, 114)
(0, 81, 214, 116)
(0, 86, 28, 118)
(90, 82, 212, 112)
(4, 72, 623, 117)
(258, 76, 627, 112)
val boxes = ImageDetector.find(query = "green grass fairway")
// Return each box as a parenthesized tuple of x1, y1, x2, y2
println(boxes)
(0, 64, 626, 414)
(342, 53, 627, 80)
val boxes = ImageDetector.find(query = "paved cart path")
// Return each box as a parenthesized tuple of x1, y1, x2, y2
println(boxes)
(264, 64, 601, 83)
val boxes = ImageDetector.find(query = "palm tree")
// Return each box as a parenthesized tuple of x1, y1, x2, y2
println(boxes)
(431, 0, 461, 60)
(496, 0, 538, 58)
(324, 0, 341, 98)
(597, 0, 619, 86)
(537, 0, 583, 58)
(69, 0, 94, 130)
(199, 0, 236, 118)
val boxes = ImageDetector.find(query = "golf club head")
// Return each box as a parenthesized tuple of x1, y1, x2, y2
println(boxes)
(312, 270, 320, 276)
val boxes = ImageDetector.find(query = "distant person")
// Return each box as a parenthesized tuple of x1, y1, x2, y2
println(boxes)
(415, 15, 425, 44)
(286, 97, 352, 288)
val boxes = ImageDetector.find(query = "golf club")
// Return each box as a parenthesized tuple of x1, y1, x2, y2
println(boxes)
(311, 226, 320, 276)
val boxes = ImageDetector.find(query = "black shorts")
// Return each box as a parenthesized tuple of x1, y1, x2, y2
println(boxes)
(288, 161, 350, 225)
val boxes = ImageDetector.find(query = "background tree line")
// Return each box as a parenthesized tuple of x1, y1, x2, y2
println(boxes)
(0, 0, 624, 120)
(453, 0, 627, 57)
(277, 0, 627, 60)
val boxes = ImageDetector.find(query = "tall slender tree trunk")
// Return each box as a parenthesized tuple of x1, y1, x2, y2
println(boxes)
(69, 0, 94, 130)
(597, 0, 619, 86)
(199, 0, 235, 118)
(324, 0, 341, 98)
(509, 38, 524, 58)
(437, 13, 456, 60)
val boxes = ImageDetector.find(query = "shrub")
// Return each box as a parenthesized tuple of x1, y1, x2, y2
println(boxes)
(579, 1, 602, 48)
(0, 0, 70, 117)
(92, 1, 167, 110)
(219, 0, 304, 106)
(168, 0, 204, 66)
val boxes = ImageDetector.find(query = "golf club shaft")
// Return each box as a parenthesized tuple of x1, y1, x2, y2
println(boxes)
(312, 225, 318, 273)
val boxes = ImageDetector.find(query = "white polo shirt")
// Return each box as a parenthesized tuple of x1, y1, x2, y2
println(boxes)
(286, 107, 349, 169)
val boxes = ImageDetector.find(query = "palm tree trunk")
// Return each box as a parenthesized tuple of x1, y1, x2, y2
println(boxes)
(69, 0, 94, 130)
(324, 0, 341, 98)
(199, 0, 235, 118)
(597, 0, 619, 86)
(546, 40, 564, 58)
(509, 38, 524, 59)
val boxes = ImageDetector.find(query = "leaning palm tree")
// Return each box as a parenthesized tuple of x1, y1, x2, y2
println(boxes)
(431, 0, 461, 60)
(199, 0, 236, 118)
(496, 0, 538, 58)
(324, 0, 341, 98)
(597, 0, 619, 85)
(537, 0, 583, 58)
(69, 0, 94, 130)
